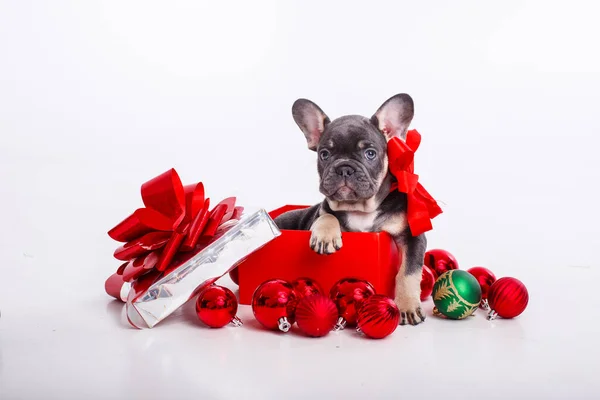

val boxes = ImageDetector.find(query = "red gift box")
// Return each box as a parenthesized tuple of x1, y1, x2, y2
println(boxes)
(236, 205, 401, 305)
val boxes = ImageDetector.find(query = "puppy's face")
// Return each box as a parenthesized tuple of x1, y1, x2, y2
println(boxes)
(316, 116, 387, 202)
(292, 94, 415, 212)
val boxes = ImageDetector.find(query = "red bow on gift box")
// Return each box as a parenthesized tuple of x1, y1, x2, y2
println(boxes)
(105, 168, 243, 300)
(388, 129, 442, 236)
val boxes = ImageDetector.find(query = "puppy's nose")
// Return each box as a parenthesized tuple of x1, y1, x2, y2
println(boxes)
(336, 165, 355, 177)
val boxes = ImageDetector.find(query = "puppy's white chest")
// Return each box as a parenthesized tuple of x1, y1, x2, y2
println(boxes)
(379, 213, 408, 236)
(345, 212, 377, 232)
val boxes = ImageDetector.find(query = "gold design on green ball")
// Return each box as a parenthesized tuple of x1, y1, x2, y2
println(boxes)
(433, 280, 453, 302)
(438, 271, 480, 308)
(433, 271, 481, 320)
(458, 304, 478, 319)
(446, 299, 460, 312)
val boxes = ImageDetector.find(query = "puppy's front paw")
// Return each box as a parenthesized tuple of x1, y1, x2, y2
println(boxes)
(395, 296, 426, 326)
(310, 227, 342, 255)
(310, 226, 342, 254)
(309, 213, 342, 255)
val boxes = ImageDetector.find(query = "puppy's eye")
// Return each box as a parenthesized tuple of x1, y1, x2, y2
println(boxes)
(365, 149, 377, 160)
(319, 149, 331, 161)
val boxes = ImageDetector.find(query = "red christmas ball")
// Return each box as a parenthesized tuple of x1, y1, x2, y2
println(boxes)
(356, 295, 400, 339)
(487, 277, 529, 319)
(228, 267, 239, 285)
(292, 277, 323, 300)
(424, 249, 459, 277)
(420, 265, 435, 301)
(467, 266, 497, 301)
(295, 294, 338, 337)
(329, 277, 376, 330)
(251, 279, 297, 332)
(196, 285, 241, 328)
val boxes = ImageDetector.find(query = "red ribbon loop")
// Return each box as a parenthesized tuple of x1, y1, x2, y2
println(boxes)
(388, 130, 442, 236)
(140, 169, 187, 224)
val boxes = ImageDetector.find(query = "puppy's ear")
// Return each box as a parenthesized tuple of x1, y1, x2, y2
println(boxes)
(371, 94, 414, 140)
(292, 99, 331, 151)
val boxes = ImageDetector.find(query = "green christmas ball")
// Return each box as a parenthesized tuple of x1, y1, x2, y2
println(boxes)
(432, 270, 482, 320)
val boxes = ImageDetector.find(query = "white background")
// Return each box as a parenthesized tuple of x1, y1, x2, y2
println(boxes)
(1, 1, 599, 399)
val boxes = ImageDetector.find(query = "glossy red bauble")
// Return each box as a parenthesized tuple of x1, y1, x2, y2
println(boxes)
(295, 294, 338, 337)
(467, 266, 497, 301)
(329, 277, 376, 330)
(487, 277, 529, 319)
(356, 295, 400, 339)
(251, 279, 297, 332)
(420, 265, 435, 301)
(291, 277, 324, 300)
(424, 249, 459, 277)
(195, 285, 241, 328)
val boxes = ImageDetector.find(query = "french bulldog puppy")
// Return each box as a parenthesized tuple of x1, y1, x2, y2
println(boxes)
(274, 94, 427, 325)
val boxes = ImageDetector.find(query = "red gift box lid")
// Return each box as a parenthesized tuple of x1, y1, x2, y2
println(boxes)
(235, 205, 401, 305)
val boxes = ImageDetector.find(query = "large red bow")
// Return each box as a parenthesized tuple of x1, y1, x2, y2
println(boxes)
(105, 169, 242, 299)
(388, 129, 442, 236)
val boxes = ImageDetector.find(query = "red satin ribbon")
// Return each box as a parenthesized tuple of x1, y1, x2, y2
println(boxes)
(106, 169, 242, 299)
(388, 129, 442, 236)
